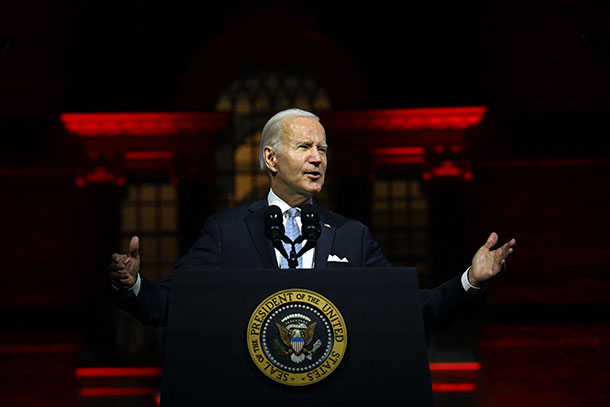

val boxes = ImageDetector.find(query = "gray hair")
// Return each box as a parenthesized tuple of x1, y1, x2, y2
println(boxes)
(259, 108, 320, 171)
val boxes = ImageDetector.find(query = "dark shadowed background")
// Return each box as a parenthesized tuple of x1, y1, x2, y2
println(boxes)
(1, 1, 609, 406)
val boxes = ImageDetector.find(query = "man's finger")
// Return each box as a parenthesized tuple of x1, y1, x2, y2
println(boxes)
(109, 263, 126, 271)
(129, 236, 140, 258)
(483, 232, 498, 249)
(501, 239, 516, 256)
(110, 271, 128, 280)
(111, 253, 129, 264)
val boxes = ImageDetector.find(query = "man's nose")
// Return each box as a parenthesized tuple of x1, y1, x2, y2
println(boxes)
(309, 148, 322, 165)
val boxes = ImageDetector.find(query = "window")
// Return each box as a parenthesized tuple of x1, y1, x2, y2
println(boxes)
(120, 183, 178, 281)
(371, 178, 431, 276)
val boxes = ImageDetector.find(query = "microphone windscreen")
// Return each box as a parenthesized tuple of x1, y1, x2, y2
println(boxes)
(301, 204, 321, 241)
(264, 205, 284, 240)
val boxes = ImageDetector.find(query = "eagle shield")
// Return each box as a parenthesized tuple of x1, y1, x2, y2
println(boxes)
(276, 320, 317, 361)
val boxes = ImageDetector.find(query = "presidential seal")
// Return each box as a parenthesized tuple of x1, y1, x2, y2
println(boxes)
(246, 288, 347, 386)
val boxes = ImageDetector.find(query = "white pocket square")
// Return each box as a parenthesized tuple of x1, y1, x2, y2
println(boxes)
(327, 254, 349, 263)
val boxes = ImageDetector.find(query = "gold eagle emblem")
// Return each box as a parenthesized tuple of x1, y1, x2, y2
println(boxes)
(275, 322, 317, 356)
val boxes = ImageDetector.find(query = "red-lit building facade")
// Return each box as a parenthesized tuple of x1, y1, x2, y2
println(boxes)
(1, 1, 610, 406)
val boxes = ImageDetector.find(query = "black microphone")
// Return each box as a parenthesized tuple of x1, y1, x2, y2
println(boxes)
(301, 204, 321, 241)
(264, 205, 284, 241)
(264, 205, 290, 263)
(296, 204, 320, 259)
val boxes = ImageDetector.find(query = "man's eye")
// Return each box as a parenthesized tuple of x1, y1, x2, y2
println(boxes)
(318, 148, 327, 154)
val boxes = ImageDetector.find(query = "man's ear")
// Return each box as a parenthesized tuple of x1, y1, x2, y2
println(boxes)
(263, 146, 277, 174)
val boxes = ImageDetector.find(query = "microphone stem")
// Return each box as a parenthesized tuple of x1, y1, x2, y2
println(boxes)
(288, 240, 299, 269)
(296, 240, 316, 257)
(272, 239, 289, 261)
(277, 235, 318, 268)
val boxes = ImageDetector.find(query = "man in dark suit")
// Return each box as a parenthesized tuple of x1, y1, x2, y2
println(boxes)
(110, 108, 516, 328)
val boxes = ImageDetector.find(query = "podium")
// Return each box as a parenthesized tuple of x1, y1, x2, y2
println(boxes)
(160, 267, 433, 406)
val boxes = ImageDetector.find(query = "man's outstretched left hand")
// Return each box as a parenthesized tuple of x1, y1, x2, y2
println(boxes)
(469, 232, 516, 287)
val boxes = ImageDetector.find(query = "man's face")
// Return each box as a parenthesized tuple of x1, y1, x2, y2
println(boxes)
(266, 116, 328, 206)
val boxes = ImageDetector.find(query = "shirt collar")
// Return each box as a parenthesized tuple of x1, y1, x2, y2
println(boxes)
(267, 188, 312, 215)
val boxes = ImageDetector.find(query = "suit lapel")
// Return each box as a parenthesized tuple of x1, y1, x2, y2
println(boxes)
(246, 199, 278, 269)
(314, 205, 336, 268)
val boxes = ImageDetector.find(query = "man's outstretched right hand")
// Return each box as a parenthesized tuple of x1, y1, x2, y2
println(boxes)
(109, 236, 140, 289)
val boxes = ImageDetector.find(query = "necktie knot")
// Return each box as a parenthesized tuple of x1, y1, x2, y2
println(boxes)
(286, 207, 299, 219)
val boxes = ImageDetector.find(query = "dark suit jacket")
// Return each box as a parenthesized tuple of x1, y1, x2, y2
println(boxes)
(118, 198, 480, 328)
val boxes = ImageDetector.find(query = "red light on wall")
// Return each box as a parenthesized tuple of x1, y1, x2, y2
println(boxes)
(124, 151, 176, 160)
(373, 146, 426, 165)
(61, 112, 229, 137)
(373, 147, 425, 156)
(320, 106, 486, 132)
(429, 362, 481, 371)
(376, 156, 426, 164)
(423, 161, 473, 181)
(75, 367, 162, 377)
(79, 387, 159, 397)
(432, 161, 462, 176)
(86, 166, 116, 183)
(432, 383, 477, 392)
(75, 167, 124, 186)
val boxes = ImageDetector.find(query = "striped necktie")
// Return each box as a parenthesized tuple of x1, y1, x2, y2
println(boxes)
(281, 208, 302, 268)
